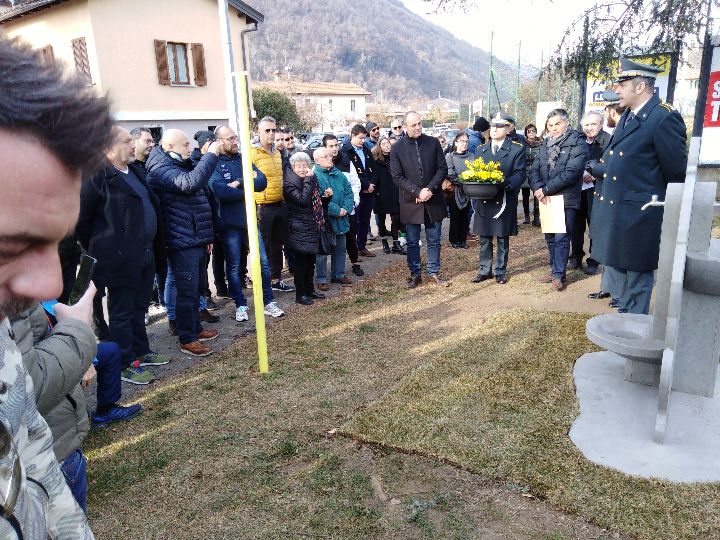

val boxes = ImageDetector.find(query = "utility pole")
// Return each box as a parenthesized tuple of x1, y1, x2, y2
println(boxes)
(487, 31, 494, 118)
(516, 41, 522, 119)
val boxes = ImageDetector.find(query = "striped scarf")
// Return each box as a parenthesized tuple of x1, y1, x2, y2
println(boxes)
(311, 183, 325, 231)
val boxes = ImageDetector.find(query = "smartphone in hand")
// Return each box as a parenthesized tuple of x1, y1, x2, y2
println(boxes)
(67, 254, 97, 306)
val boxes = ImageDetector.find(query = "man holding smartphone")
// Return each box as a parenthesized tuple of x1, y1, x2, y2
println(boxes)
(77, 126, 171, 381)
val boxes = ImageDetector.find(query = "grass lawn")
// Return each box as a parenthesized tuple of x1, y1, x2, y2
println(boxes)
(342, 309, 720, 539)
(82, 227, 715, 539)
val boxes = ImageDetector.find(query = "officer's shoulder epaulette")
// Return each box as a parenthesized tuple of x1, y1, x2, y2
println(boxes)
(511, 140, 523, 146)
(659, 102, 676, 112)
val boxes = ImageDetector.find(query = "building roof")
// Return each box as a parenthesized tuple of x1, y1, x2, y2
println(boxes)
(253, 80, 371, 97)
(0, 0, 264, 24)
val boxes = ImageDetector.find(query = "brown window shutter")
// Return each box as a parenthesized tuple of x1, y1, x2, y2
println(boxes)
(154, 39, 170, 86)
(71, 37, 92, 84)
(191, 43, 207, 86)
(40, 45, 54, 64)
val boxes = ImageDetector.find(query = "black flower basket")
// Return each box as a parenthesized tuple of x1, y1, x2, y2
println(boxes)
(461, 182, 501, 200)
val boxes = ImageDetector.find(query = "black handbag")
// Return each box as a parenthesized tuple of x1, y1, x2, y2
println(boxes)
(318, 209, 336, 255)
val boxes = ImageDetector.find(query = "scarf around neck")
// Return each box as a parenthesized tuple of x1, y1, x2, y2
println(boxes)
(547, 129, 571, 171)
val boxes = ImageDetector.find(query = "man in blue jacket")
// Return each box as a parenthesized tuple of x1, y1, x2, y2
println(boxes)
(147, 129, 221, 357)
(210, 126, 285, 322)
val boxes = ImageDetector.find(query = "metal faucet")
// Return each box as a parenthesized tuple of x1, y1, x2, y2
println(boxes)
(641, 195, 665, 211)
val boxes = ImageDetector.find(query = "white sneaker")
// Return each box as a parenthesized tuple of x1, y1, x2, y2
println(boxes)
(235, 305, 249, 322)
(263, 301, 285, 318)
(144, 312, 150, 326)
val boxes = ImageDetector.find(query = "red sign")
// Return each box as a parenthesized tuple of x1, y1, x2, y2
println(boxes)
(704, 71, 720, 127)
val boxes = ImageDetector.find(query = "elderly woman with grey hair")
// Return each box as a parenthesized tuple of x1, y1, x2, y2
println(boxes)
(283, 152, 325, 305)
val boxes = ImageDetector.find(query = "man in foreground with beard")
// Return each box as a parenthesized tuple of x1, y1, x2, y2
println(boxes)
(0, 36, 113, 538)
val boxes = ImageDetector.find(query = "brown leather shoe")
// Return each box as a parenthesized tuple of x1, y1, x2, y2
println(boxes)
(197, 328, 219, 341)
(317, 282, 330, 291)
(358, 248, 376, 258)
(538, 273, 554, 284)
(199, 309, 219, 323)
(331, 277, 352, 285)
(180, 341, 213, 357)
(551, 278, 566, 291)
(405, 275, 422, 289)
(429, 274, 450, 287)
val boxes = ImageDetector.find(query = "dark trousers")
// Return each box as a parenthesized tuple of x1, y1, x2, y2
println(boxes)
(92, 287, 109, 341)
(356, 193, 375, 250)
(347, 213, 360, 264)
(257, 203, 287, 280)
(58, 242, 81, 305)
(107, 249, 154, 369)
(293, 252, 316, 298)
(200, 250, 212, 298)
(448, 197, 470, 245)
(521, 188, 540, 221)
(167, 246, 205, 344)
(479, 236, 510, 276)
(95, 341, 122, 409)
(153, 265, 167, 307)
(211, 236, 228, 294)
(545, 208, 576, 280)
(570, 188, 594, 264)
(377, 212, 401, 240)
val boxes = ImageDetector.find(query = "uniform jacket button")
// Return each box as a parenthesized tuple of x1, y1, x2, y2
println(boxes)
(613, 176, 617, 180)
(609, 150, 614, 155)
(600, 196, 604, 201)
(619, 151, 624, 156)
(603, 173, 607, 178)
(610, 200, 614, 204)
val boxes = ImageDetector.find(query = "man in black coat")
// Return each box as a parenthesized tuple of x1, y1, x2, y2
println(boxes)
(471, 114, 526, 284)
(589, 57, 687, 314)
(569, 111, 611, 274)
(530, 109, 589, 291)
(342, 124, 378, 258)
(389, 111, 450, 288)
(77, 126, 170, 385)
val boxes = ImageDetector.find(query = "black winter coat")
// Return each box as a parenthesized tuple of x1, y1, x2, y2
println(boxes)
(76, 162, 166, 288)
(283, 170, 319, 255)
(472, 139, 526, 237)
(373, 158, 400, 215)
(590, 95, 687, 272)
(341, 141, 377, 192)
(389, 134, 449, 225)
(146, 146, 218, 250)
(529, 129, 588, 210)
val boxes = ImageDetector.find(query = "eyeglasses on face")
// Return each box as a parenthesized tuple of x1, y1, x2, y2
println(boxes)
(392, 126, 402, 130)
(264, 128, 277, 133)
(490, 124, 508, 128)
(371, 127, 379, 132)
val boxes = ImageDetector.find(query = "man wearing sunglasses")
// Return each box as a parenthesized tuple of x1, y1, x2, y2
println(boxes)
(251, 117, 295, 293)
(390, 118, 405, 140)
(364, 121, 381, 150)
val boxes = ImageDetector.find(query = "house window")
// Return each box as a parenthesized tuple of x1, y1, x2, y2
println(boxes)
(38, 45, 54, 65)
(167, 43, 190, 85)
(328, 99, 333, 111)
(350, 99, 356, 112)
(153, 40, 207, 87)
(71, 37, 92, 84)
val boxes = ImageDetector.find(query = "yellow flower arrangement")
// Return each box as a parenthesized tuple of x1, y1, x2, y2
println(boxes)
(458, 157, 504, 184)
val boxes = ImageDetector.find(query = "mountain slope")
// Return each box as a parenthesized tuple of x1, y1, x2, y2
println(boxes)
(248, 0, 516, 103)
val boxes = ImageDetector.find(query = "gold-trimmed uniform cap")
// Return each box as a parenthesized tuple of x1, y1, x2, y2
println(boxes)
(615, 55, 663, 82)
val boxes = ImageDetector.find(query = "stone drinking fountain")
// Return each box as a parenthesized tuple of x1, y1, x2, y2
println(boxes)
(570, 138, 720, 481)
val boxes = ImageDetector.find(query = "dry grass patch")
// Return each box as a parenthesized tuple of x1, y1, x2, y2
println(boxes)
(342, 309, 720, 540)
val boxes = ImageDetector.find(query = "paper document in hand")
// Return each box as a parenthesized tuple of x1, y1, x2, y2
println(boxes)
(539, 195, 566, 233)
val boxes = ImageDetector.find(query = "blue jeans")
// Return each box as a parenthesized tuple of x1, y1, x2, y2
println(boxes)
(107, 249, 153, 369)
(61, 449, 88, 513)
(544, 208, 576, 280)
(218, 227, 274, 307)
(95, 342, 121, 408)
(316, 233, 347, 283)
(167, 247, 205, 344)
(165, 264, 206, 321)
(405, 214, 442, 277)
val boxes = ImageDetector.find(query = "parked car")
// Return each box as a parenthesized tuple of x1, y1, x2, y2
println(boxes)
(442, 128, 460, 146)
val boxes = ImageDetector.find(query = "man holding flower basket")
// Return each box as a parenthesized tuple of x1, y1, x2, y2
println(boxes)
(461, 113, 526, 284)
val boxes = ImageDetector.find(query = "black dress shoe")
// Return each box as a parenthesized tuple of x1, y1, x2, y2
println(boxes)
(583, 264, 599, 275)
(309, 292, 326, 299)
(618, 308, 629, 313)
(608, 299, 620, 308)
(495, 276, 508, 284)
(567, 258, 580, 270)
(471, 274, 493, 283)
(588, 290, 610, 299)
(295, 296, 314, 305)
(405, 275, 422, 289)
(199, 309, 220, 323)
(352, 264, 364, 277)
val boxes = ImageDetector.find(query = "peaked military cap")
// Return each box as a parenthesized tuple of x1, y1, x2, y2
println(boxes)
(615, 55, 663, 82)
(602, 89, 620, 103)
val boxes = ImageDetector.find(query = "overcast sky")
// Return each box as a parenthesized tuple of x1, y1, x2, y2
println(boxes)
(401, 0, 598, 67)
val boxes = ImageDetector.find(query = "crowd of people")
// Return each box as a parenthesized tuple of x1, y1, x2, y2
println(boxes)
(0, 34, 688, 538)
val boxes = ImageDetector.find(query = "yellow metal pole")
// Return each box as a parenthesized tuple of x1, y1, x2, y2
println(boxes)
(235, 71, 269, 373)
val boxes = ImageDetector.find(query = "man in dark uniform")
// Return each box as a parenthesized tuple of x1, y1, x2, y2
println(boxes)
(589, 56, 687, 314)
(470, 113, 526, 284)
